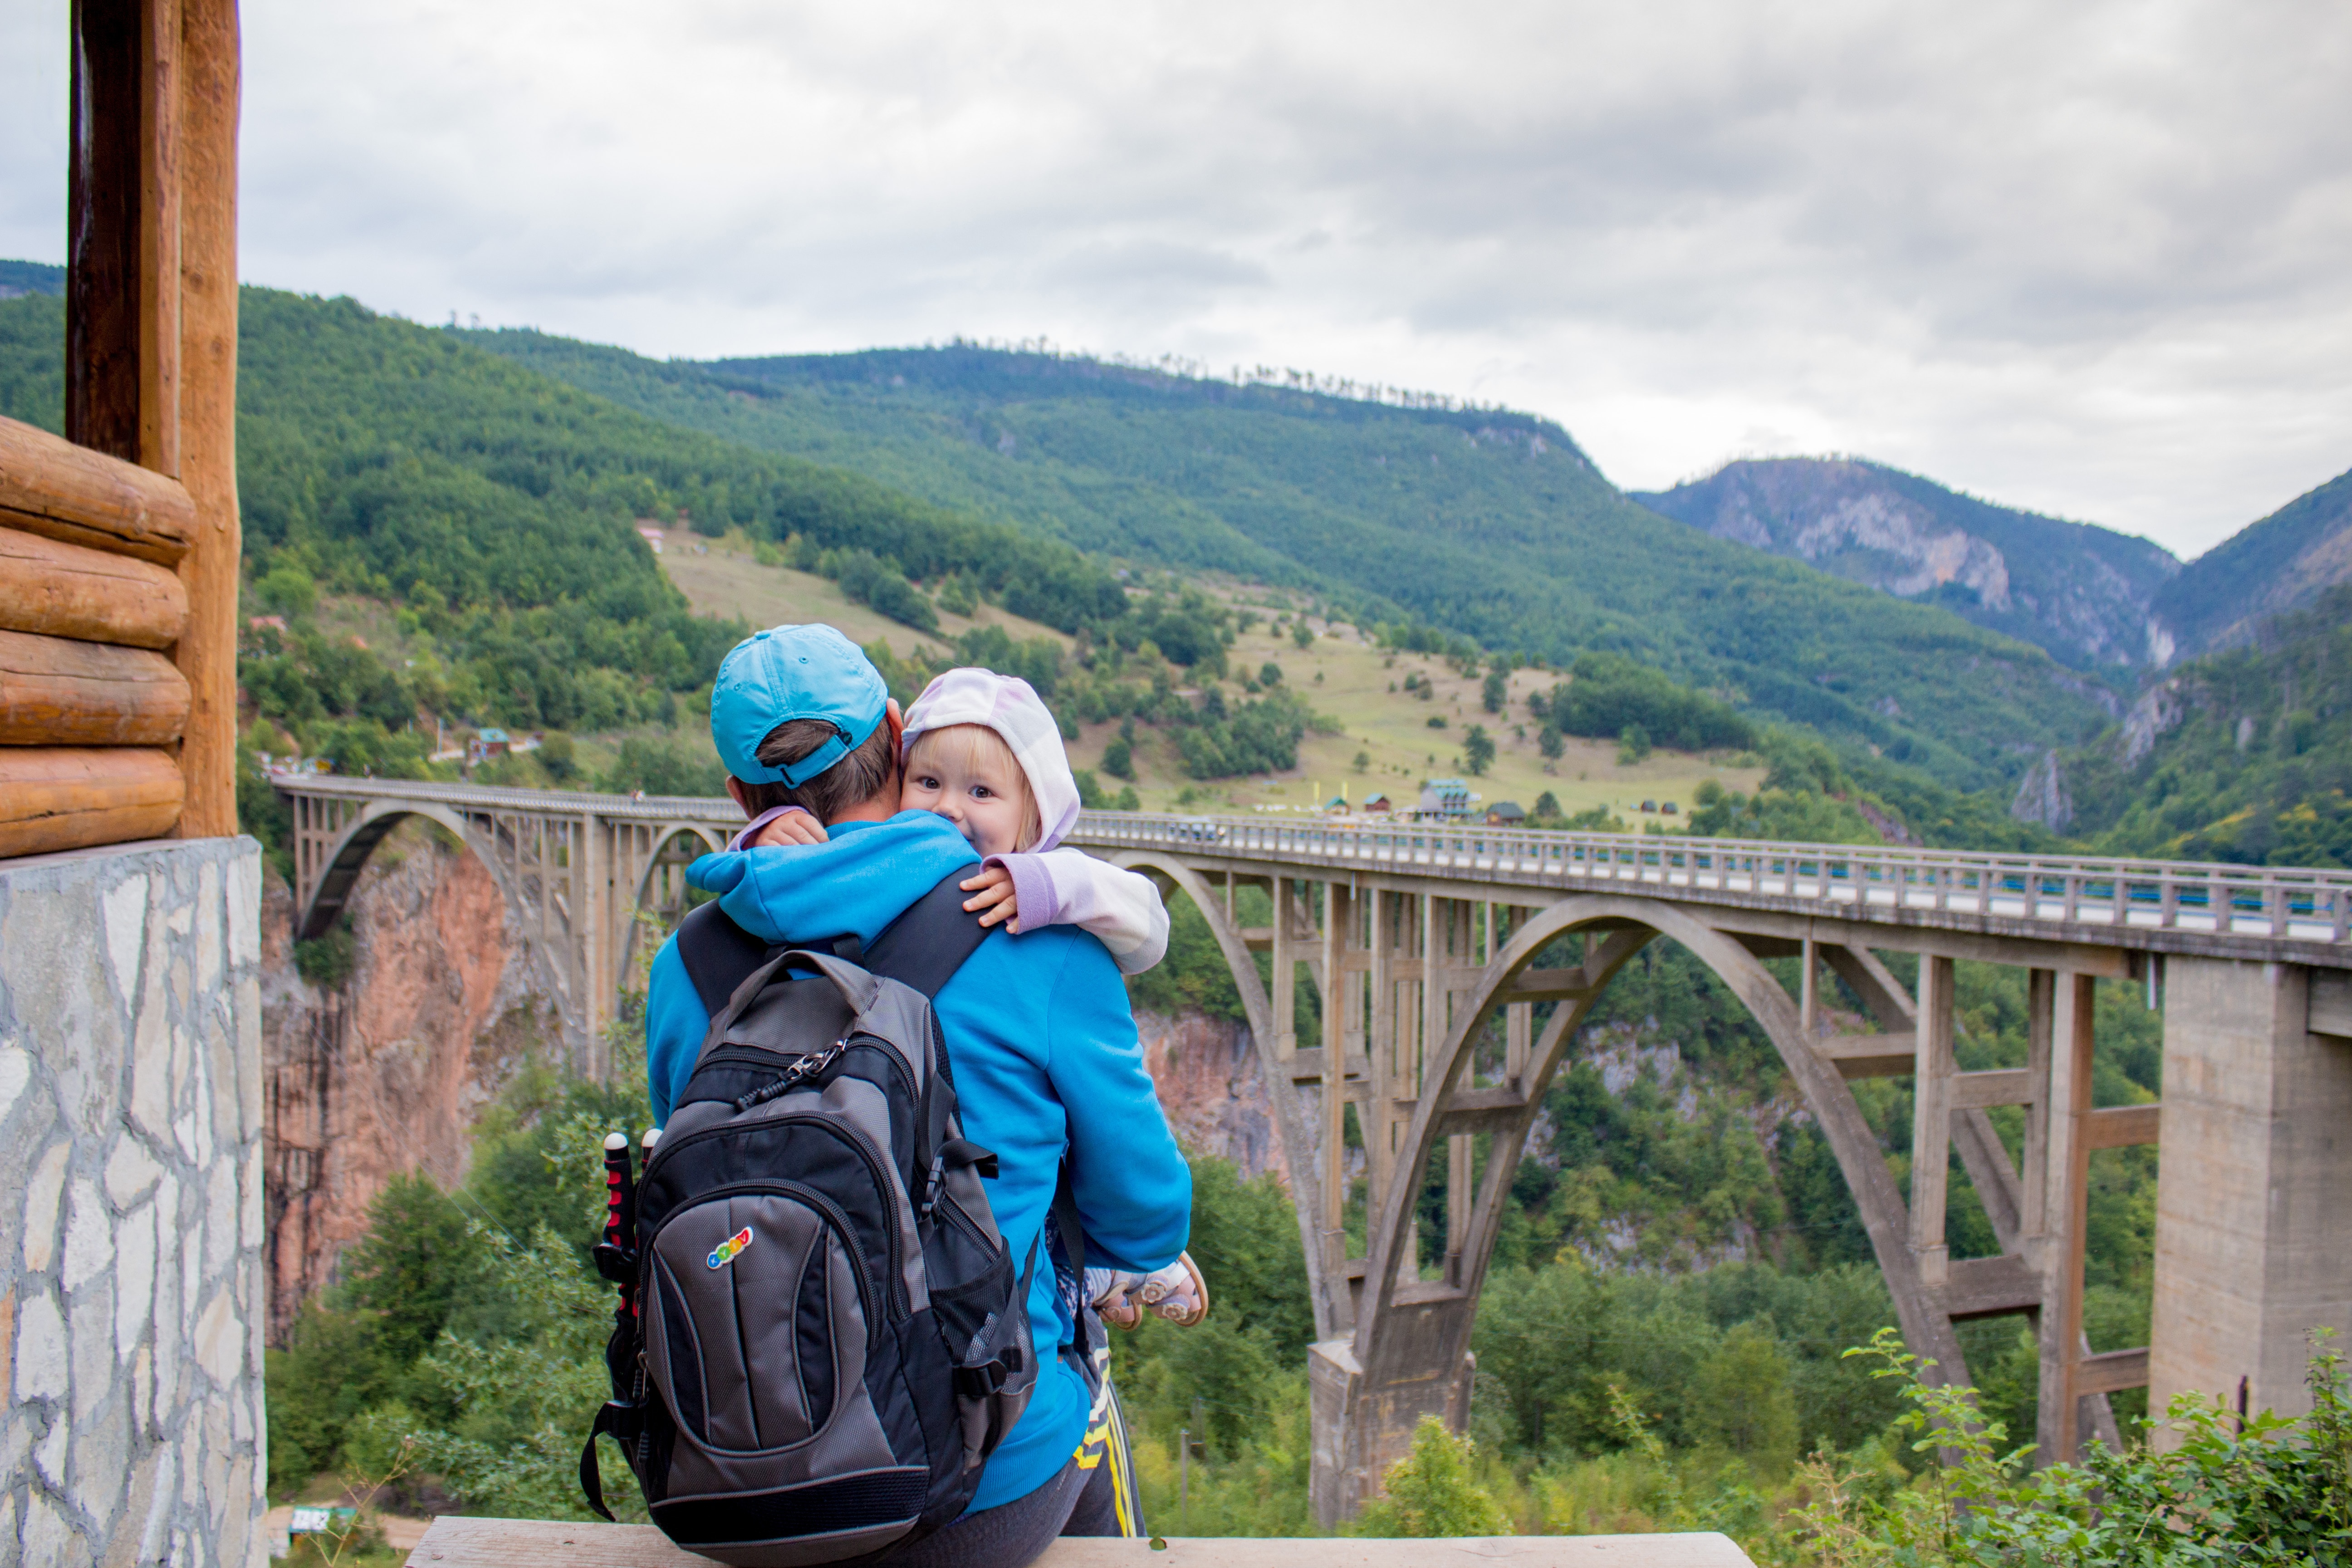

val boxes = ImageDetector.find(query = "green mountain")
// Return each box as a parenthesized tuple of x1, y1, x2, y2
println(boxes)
(0, 285, 1125, 760)
(459, 333, 2117, 790)
(2040, 584, 2352, 865)
(1631, 457, 2179, 672)
(0, 259, 64, 300)
(2148, 466, 2352, 659)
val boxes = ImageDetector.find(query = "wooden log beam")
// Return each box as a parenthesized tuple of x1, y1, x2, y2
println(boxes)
(0, 416, 196, 564)
(0, 526, 188, 647)
(0, 747, 183, 857)
(0, 627, 191, 745)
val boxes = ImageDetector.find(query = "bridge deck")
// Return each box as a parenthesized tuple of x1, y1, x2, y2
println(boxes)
(274, 776, 2352, 968)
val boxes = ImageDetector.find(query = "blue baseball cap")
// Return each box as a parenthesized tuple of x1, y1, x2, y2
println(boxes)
(710, 625, 889, 787)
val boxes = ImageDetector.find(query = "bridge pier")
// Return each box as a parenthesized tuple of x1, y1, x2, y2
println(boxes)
(2150, 957, 2352, 1436)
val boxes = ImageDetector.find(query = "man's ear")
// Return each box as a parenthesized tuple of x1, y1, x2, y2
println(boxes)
(884, 699, 905, 751)
(725, 776, 750, 817)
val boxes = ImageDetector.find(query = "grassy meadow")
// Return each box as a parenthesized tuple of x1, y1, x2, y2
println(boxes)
(653, 536, 1764, 819)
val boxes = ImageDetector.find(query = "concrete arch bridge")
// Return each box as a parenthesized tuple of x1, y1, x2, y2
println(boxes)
(278, 778, 2352, 1523)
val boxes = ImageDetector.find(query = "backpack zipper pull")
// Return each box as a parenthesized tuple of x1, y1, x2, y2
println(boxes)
(733, 1039, 848, 1113)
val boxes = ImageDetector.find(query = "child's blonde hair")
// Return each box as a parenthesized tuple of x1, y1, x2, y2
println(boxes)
(905, 723, 1042, 851)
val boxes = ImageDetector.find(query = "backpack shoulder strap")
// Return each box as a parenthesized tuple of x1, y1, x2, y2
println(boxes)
(673, 901, 776, 1019)
(674, 863, 991, 1018)
(863, 864, 995, 998)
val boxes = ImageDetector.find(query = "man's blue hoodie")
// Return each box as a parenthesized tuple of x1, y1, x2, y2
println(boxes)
(643, 810, 1191, 1515)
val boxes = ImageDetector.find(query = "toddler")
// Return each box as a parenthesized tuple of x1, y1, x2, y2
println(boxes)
(732, 665, 1204, 1326)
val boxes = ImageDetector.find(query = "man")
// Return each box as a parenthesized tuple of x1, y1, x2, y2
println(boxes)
(642, 625, 1190, 1564)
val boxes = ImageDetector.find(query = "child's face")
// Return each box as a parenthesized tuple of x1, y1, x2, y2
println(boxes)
(902, 740, 1030, 857)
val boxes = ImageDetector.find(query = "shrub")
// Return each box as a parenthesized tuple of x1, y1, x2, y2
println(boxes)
(1349, 1417, 1512, 1538)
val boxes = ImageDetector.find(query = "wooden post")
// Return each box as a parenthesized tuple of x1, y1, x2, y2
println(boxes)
(1909, 955, 1956, 1290)
(2037, 972, 2097, 1465)
(172, 0, 240, 837)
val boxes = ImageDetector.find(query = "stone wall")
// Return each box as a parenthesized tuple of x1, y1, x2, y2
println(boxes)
(0, 837, 269, 1568)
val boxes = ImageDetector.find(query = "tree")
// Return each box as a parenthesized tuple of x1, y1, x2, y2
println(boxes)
(1481, 666, 1508, 714)
(1102, 737, 1135, 781)
(1539, 724, 1564, 762)
(1291, 619, 1314, 649)
(1259, 661, 1284, 687)
(1352, 750, 1370, 773)
(1463, 725, 1495, 777)
(1534, 790, 1560, 819)
(1689, 1324, 1798, 1465)
(1618, 723, 1652, 765)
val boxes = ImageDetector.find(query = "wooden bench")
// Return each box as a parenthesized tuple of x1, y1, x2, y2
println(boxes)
(402, 1517, 1758, 1566)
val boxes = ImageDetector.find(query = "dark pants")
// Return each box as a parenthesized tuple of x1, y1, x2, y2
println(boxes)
(870, 1449, 1118, 1568)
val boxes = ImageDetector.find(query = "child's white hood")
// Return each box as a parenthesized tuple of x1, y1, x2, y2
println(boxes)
(901, 667, 1081, 851)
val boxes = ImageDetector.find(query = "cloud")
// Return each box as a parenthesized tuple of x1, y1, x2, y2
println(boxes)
(2, 0, 2346, 557)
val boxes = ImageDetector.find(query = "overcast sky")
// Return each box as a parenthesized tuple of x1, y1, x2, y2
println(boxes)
(4, 1, 2347, 559)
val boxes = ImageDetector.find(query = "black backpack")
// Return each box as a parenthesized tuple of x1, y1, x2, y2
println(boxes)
(582, 870, 1039, 1565)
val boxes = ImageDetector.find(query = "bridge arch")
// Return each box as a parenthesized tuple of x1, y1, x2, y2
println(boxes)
(615, 823, 730, 982)
(1134, 875, 1990, 1516)
(1354, 894, 1963, 1404)
(289, 798, 736, 1059)
(1107, 852, 1338, 1318)
(291, 799, 581, 1028)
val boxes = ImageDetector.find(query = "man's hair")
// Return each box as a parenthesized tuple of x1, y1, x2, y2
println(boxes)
(736, 717, 897, 821)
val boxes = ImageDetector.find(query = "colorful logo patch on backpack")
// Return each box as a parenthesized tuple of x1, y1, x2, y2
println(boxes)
(707, 1226, 753, 1269)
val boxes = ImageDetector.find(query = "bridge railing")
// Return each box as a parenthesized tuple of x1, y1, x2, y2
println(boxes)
(272, 777, 2352, 946)
(1067, 811, 2352, 942)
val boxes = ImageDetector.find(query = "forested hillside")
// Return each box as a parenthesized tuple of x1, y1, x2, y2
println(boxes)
(464, 332, 2119, 792)
(1632, 457, 2178, 672)
(2049, 583, 2352, 864)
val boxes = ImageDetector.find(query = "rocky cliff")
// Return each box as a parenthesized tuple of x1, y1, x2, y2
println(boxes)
(1634, 456, 2179, 672)
(1133, 1009, 1285, 1185)
(260, 822, 552, 1340)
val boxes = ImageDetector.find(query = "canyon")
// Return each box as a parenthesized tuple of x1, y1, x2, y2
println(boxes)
(256, 825, 1279, 1339)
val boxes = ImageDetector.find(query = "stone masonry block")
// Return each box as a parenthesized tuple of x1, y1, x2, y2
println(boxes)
(70, 1279, 115, 1420)
(101, 873, 148, 1007)
(0, 1038, 32, 1125)
(103, 1137, 163, 1208)
(198, 859, 222, 996)
(63, 1178, 114, 1292)
(113, 1202, 157, 1359)
(69, 1393, 129, 1532)
(16, 1287, 68, 1400)
(192, 1289, 241, 1389)
(22, 1140, 69, 1271)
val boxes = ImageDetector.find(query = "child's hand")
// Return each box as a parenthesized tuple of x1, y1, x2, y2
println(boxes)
(959, 865, 1021, 931)
(751, 810, 828, 849)
(1084, 1254, 1208, 1330)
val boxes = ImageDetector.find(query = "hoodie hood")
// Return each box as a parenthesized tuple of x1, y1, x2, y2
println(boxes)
(901, 667, 1081, 852)
(688, 811, 979, 946)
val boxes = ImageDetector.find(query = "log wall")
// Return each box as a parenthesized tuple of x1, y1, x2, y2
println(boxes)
(5, 0, 241, 861)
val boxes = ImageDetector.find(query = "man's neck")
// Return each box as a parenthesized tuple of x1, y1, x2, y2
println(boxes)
(826, 797, 898, 828)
